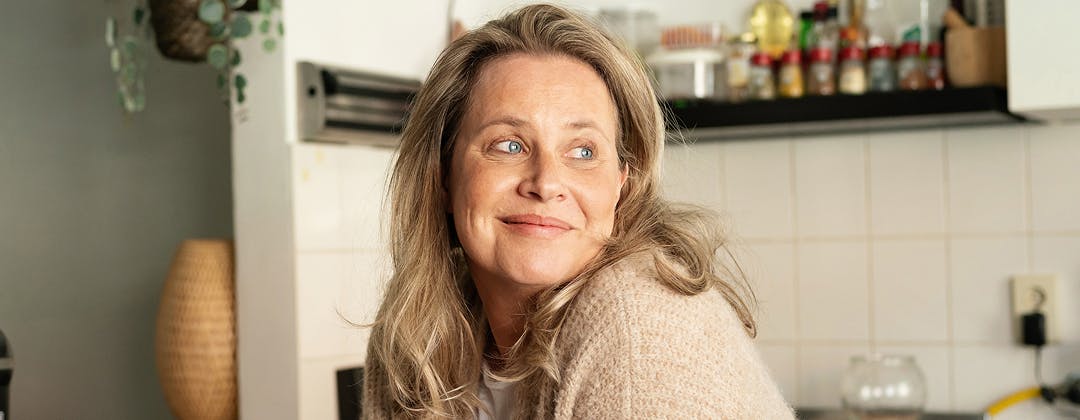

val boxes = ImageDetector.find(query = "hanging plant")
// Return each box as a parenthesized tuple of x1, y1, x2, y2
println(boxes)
(106, 0, 152, 113)
(105, 0, 283, 113)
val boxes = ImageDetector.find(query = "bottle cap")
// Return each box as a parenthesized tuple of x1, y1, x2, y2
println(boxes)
(751, 52, 773, 66)
(839, 46, 864, 61)
(926, 42, 943, 57)
(809, 47, 833, 63)
(869, 45, 894, 59)
(782, 49, 802, 64)
(898, 41, 922, 57)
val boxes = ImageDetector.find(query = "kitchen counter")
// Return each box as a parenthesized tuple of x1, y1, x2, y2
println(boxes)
(796, 407, 988, 420)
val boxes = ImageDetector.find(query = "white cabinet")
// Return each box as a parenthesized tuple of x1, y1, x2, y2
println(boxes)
(1006, 0, 1080, 121)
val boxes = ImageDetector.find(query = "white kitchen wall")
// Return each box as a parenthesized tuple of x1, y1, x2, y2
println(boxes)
(237, 0, 1080, 418)
(663, 121, 1080, 418)
(232, 1, 448, 419)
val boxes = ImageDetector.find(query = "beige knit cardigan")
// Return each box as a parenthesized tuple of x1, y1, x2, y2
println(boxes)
(363, 253, 796, 419)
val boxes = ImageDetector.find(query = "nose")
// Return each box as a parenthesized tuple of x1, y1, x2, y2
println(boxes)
(517, 151, 567, 202)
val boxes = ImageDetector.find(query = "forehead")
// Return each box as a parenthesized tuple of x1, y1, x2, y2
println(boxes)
(463, 53, 619, 132)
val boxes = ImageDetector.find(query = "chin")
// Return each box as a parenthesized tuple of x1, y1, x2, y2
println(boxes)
(503, 249, 597, 288)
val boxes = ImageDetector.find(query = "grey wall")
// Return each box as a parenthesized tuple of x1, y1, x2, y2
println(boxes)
(1, 1, 232, 418)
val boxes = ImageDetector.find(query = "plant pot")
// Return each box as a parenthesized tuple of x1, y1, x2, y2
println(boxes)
(148, 0, 218, 61)
(155, 239, 237, 420)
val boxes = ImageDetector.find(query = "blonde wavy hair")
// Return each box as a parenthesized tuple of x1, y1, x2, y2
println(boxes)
(366, 3, 756, 418)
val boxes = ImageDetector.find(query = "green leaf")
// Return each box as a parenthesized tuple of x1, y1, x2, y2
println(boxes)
(134, 6, 145, 25)
(105, 18, 117, 47)
(110, 48, 121, 71)
(228, 0, 247, 8)
(258, 0, 271, 14)
(122, 36, 138, 56)
(262, 38, 276, 53)
(209, 22, 229, 39)
(237, 90, 246, 104)
(231, 49, 242, 66)
(231, 15, 252, 38)
(207, 44, 229, 69)
(217, 73, 227, 89)
(198, 0, 226, 24)
(259, 18, 270, 34)
(234, 73, 248, 89)
(277, 21, 284, 36)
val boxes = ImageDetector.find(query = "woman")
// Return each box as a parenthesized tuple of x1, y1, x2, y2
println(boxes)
(363, 4, 793, 419)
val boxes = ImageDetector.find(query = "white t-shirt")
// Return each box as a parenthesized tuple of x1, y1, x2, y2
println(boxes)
(475, 363, 517, 420)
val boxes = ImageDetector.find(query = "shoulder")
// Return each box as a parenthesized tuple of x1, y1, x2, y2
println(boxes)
(551, 250, 795, 418)
(565, 251, 745, 340)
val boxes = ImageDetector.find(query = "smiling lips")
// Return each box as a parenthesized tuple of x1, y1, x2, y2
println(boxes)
(500, 214, 572, 237)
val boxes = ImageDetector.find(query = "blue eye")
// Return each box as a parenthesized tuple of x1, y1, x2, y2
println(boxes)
(494, 140, 523, 154)
(570, 146, 594, 159)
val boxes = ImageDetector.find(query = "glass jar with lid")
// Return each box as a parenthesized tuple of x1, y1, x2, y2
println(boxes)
(777, 49, 804, 98)
(841, 354, 927, 420)
(838, 46, 867, 95)
(646, 23, 728, 100)
(925, 41, 946, 90)
(806, 47, 835, 96)
(867, 45, 896, 92)
(897, 41, 927, 91)
(726, 33, 757, 103)
(748, 52, 776, 101)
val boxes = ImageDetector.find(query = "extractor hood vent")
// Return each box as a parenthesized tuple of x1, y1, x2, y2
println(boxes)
(298, 61, 420, 147)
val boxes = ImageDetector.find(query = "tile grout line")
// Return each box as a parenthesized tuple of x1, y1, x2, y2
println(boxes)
(941, 129, 957, 410)
(736, 230, 1080, 244)
(788, 138, 803, 406)
(864, 136, 876, 354)
(1023, 128, 1035, 273)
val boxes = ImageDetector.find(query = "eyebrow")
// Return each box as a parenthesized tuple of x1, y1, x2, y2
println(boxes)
(476, 116, 604, 132)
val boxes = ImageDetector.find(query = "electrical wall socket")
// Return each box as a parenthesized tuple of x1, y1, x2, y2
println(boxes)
(1011, 274, 1059, 344)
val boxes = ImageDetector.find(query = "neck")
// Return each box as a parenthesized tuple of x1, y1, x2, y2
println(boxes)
(469, 269, 540, 357)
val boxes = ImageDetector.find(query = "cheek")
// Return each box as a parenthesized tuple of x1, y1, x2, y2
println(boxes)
(580, 171, 625, 232)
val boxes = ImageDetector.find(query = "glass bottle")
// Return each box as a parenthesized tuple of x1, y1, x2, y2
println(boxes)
(841, 0, 868, 50)
(749, 0, 795, 59)
(798, 10, 815, 52)
(864, 0, 896, 48)
(867, 45, 896, 92)
(842, 354, 927, 420)
(806, 47, 836, 95)
(896, 41, 927, 90)
(748, 52, 776, 100)
(925, 41, 946, 90)
(777, 49, 804, 98)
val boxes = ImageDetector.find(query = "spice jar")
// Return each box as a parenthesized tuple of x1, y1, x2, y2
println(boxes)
(777, 49, 804, 98)
(838, 46, 867, 95)
(748, 52, 776, 100)
(897, 41, 927, 91)
(925, 41, 946, 90)
(867, 45, 896, 92)
(806, 47, 835, 96)
(727, 33, 757, 103)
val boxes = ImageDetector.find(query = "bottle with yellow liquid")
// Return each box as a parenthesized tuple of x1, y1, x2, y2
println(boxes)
(748, 0, 795, 59)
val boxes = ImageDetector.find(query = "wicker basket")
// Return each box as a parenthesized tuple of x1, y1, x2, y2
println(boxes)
(155, 239, 237, 420)
(148, 0, 217, 62)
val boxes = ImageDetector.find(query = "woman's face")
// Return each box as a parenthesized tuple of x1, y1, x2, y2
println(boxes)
(448, 53, 627, 291)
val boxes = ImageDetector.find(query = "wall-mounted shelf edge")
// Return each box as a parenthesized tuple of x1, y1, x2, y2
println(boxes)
(666, 86, 1024, 141)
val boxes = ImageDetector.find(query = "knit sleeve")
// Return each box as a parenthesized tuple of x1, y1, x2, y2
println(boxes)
(361, 350, 394, 420)
(556, 269, 795, 420)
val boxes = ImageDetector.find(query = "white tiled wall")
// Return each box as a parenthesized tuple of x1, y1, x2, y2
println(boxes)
(663, 121, 1080, 417)
(292, 143, 396, 418)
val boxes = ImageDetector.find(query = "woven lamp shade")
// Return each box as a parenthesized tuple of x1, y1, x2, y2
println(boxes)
(155, 239, 237, 420)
